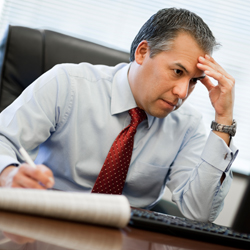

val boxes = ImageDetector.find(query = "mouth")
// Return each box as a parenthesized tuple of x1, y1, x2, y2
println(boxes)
(162, 99, 178, 107)
(166, 101, 177, 106)
(161, 99, 182, 111)
(159, 99, 176, 112)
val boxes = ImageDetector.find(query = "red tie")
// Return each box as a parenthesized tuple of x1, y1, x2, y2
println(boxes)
(92, 107, 147, 194)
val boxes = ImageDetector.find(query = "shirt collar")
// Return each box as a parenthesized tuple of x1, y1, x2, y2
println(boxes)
(111, 63, 154, 129)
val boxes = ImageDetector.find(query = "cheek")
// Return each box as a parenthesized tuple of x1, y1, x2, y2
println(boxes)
(142, 70, 170, 101)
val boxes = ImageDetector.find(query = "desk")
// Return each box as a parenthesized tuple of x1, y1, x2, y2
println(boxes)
(0, 211, 243, 250)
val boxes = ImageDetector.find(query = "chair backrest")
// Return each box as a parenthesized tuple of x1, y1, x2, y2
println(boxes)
(0, 25, 130, 112)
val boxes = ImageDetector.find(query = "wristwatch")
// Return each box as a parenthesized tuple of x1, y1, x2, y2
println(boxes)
(211, 119, 237, 137)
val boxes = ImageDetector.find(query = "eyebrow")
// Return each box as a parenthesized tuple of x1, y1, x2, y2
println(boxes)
(175, 62, 206, 80)
(175, 63, 189, 74)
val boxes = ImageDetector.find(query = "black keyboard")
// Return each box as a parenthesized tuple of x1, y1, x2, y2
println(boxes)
(129, 208, 250, 249)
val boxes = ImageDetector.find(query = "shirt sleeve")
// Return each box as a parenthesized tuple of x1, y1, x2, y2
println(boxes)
(0, 65, 72, 173)
(167, 120, 238, 222)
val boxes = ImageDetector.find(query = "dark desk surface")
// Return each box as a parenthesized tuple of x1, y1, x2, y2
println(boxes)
(0, 210, 243, 250)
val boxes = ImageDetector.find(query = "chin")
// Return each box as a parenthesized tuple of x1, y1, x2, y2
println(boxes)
(150, 110, 171, 119)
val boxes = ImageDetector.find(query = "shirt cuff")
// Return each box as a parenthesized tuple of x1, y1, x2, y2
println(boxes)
(0, 156, 20, 173)
(201, 131, 239, 172)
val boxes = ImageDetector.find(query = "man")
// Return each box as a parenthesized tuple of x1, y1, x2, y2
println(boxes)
(0, 8, 238, 222)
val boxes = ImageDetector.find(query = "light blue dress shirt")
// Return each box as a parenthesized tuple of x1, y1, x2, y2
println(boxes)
(0, 62, 238, 222)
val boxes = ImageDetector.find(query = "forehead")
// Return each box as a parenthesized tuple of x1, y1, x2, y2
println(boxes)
(171, 31, 203, 48)
(170, 32, 205, 56)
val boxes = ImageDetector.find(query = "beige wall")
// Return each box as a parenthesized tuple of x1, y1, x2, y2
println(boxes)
(163, 172, 249, 227)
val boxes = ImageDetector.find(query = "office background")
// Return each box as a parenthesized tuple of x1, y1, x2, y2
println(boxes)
(0, 0, 249, 227)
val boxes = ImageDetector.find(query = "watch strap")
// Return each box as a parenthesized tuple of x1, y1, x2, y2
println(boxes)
(211, 119, 237, 137)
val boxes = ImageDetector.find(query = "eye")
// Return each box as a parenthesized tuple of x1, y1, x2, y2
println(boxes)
(174, 69, 183, 76)
(190, 78, 198, 85)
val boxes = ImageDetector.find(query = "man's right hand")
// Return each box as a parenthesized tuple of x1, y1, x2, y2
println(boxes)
(0, 164, 54, 189)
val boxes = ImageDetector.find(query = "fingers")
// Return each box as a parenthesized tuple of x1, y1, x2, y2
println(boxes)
(200, 75, 214, 92)
(199, 55, 231, 78)
(34, 164, 55, 187)
(198, 55, 234, 83)
(196, 54, 235, 121)
(2, 164, 54, 189)
(12, 172, 46, 189)
(21, 164, 54, 188)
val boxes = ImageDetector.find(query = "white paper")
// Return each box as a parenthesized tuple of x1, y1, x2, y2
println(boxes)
(0, 188, 131, 228)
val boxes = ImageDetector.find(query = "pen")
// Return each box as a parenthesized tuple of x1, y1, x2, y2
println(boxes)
(19, 147, 36, 169)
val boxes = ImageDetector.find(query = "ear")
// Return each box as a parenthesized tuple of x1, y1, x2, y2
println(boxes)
(134, 40, 150, 65)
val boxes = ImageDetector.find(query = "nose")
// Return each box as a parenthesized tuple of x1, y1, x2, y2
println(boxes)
(172, 80, 189, 99)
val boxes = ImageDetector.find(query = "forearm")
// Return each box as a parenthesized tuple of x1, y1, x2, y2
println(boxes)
(169, 132, 238, 222)
(172, 162, 233, 222)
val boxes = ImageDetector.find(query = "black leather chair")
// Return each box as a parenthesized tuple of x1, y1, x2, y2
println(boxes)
(0, 25, 182, 217)
(0, 25, 130, 112)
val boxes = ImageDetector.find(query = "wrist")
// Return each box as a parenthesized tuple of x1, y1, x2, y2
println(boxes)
(211, 119, 237, 141)
(215, 114, 233, 126)
(0, 165, 17, 186)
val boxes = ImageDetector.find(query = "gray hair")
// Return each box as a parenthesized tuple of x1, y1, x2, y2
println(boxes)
(130, 8, 219, 61)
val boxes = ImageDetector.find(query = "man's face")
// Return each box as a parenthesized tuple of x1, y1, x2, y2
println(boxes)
(129, 32, 206, 118)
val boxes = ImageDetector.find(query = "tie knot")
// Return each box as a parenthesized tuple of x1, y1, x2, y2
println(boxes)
(129, 107, 147, 128)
